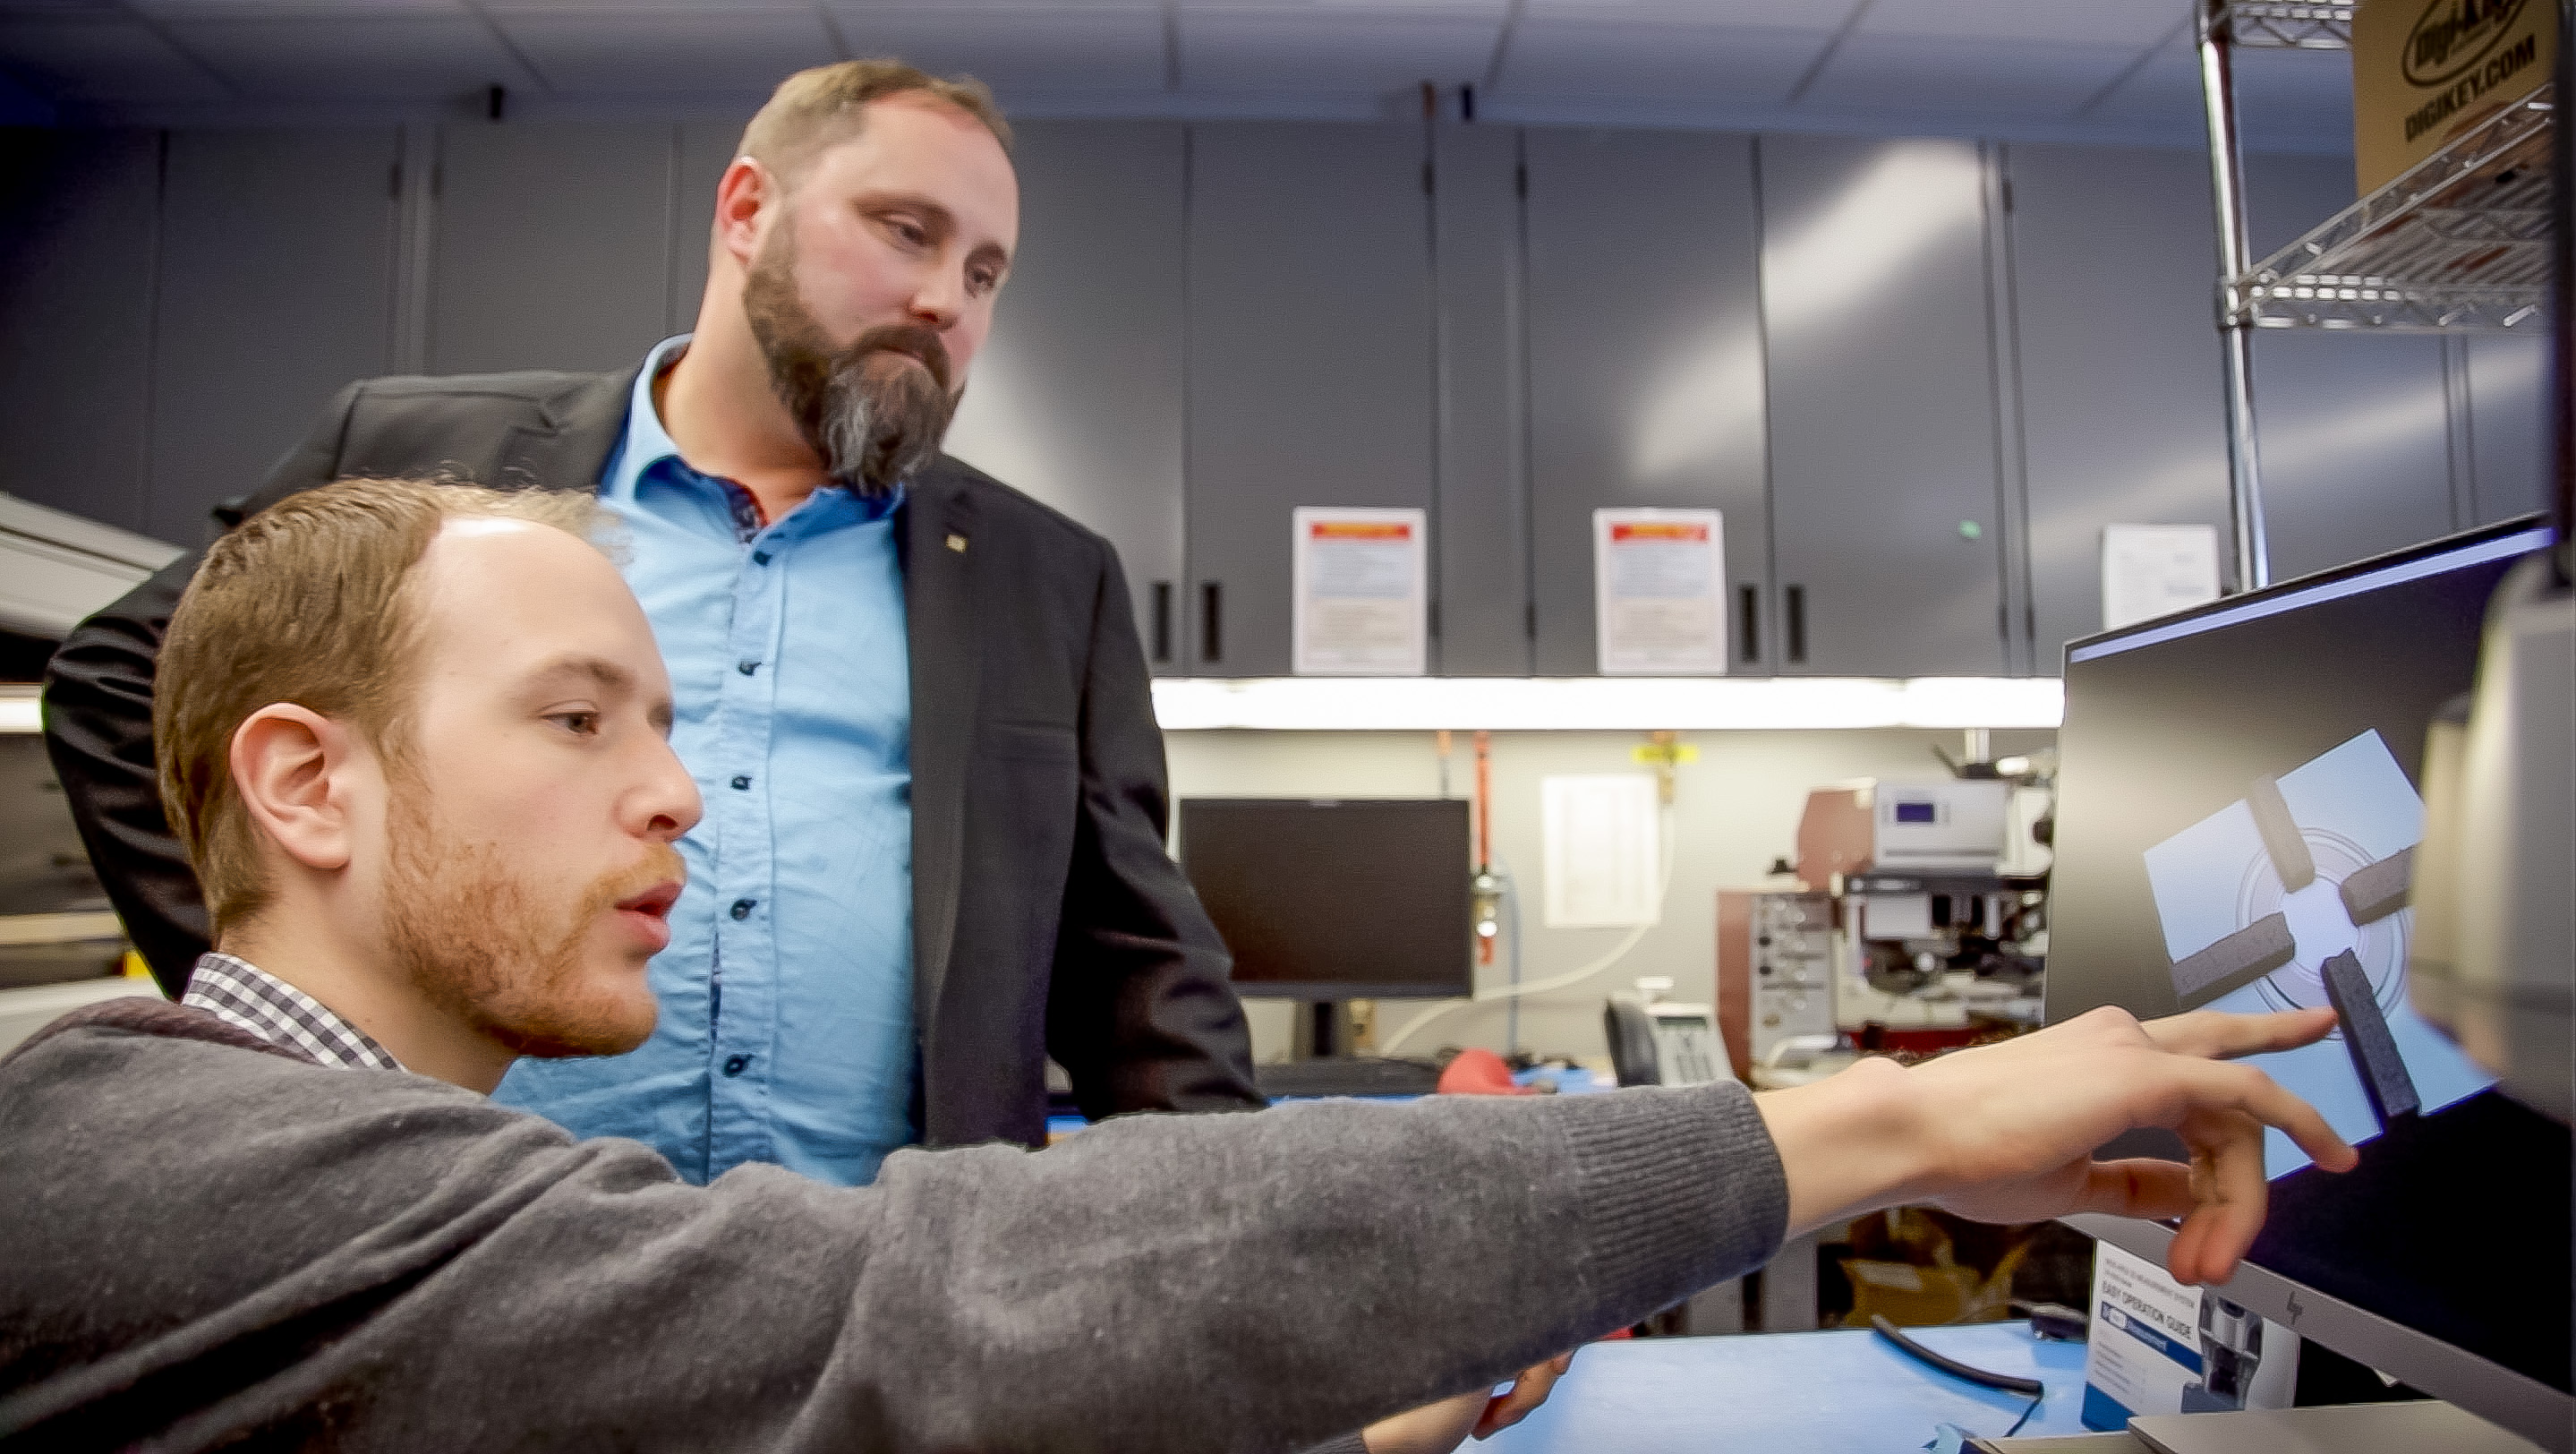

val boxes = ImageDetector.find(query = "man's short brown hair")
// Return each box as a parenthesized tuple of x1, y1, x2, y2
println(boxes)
(155, 477, 601, 937)
(738, 58, 1012, 188)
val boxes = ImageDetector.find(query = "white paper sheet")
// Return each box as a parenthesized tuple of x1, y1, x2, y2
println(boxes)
(1292, 507, 1427, 676)
(2101, 524, 2222, 632)
(1540, 774, 1662, 928)
(1594, 509, 1727, 675)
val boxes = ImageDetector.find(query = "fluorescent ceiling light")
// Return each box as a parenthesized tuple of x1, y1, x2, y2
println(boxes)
(1149, 677, 2063, 732)
(0, 690, 39, 734)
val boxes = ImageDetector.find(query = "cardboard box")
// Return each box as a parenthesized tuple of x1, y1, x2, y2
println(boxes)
(2080, 1241, 2299, 1430)
(2353, 0, 2558, 196)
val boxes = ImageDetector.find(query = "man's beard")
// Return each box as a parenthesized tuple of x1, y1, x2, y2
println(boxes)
(741, 229, 960, 497)
(384, 784, 682, 1060)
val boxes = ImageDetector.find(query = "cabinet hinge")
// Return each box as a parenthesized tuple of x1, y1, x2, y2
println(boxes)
(388, 162, 401, 200)
(1421, 160, 1434, 196)
(1524, 601, 1537, 639)
(1428, 599, 1441, 640)
(2000, 177, 2014, 213)
(1514, 163, 1528, 198)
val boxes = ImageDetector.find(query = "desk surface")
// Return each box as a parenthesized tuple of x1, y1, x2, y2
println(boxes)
(1481, 1321, 2092, 1453)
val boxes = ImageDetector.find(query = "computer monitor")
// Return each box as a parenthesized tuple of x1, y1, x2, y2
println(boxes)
(2046, 516, 2572, 1450)
(1178, 799, 1473, 1001)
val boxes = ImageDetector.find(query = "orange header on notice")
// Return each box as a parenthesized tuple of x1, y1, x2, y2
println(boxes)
(1611, 522, 1710, 543)
(1309, 521, 1412, 541)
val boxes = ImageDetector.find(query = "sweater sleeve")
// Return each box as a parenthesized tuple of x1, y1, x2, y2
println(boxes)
(0, 1028, 1787, 1454)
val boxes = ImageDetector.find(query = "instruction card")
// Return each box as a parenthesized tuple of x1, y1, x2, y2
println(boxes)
(1594, 509, 1727, 675)
(2101, 524, 2222, 633)
(1540, 774, 1662, 928)
(2082, 1240, 2296, 1431)
(1292, 507, 1427, 677)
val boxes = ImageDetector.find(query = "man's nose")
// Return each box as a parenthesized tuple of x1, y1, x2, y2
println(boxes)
(907, 258, 966, 331)
(633, 738, 704, 842)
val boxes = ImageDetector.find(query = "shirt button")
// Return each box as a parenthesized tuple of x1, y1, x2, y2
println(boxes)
(752, 551, 772, 566)
(722, 1054, 751, 1077)
(737, 659, 760, 676)
(729, 898, 755, 920)
(730, 774, 751, 791)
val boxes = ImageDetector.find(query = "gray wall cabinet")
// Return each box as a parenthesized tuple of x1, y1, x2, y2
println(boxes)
(149, 128, 402, 543)
(1523, 128, 1771, 677)
(942, 121, 1188, 671)
(1183, 122, 1435, 677)
(1429, 122, 1531, 679)
(1759, 134, 2009, 679)
(2003, 142, 2232, 672)
(0, 120, 2541, 673)
(428, 122, 677, 379)
(0, 129, 159, 536)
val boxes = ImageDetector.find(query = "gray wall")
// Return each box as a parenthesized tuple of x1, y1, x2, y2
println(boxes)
(0, 119, 2546, 672)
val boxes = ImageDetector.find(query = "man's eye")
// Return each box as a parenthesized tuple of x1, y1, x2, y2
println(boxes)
(550, 711, 601, 736)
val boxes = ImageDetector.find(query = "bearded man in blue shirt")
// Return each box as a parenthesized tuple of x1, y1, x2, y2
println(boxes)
(46, 58, 1265, 1186)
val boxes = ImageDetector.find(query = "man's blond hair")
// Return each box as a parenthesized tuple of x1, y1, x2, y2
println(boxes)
(738, 58, 1011, 189)
(155, 477, 602, 937)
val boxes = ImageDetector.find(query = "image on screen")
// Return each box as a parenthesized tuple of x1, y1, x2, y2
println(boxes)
(2047, 518, 2569, 1396)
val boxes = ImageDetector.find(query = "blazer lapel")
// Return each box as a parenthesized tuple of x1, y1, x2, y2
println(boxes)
(495, 369, 638, 493)
(904, 461, 984, 1034)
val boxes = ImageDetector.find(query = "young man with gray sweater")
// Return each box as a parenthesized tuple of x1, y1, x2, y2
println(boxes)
(0, 477, 2357, 1453)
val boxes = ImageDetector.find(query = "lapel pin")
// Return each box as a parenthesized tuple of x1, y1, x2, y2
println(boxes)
(945, 534, 968, 553)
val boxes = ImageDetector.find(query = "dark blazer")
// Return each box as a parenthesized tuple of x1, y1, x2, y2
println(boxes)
(42, 368, 1265, 1149)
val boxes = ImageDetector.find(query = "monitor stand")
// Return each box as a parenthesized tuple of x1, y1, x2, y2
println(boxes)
(2000, 1400, 2549, 1453)
(1289, 1001, 1361, 1061)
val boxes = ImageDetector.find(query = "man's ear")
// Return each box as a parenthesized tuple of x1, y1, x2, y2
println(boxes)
(712, 156, 772, 273)
(229, 705, 360, 874)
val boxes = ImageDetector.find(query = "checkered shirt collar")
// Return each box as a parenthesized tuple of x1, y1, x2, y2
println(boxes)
(180, 952, 405, 1073)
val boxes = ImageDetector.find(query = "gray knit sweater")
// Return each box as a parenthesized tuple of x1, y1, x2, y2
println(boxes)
(0, 999, 1787, 1452)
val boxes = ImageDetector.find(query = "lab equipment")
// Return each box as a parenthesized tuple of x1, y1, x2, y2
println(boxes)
(2047, 514, 2570, 1452)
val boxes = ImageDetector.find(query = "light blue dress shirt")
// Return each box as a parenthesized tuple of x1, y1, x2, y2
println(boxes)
(494, 335, 918, 1187)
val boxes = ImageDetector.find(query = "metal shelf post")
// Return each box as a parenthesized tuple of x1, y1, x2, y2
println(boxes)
(2200, 0, 2273, 592)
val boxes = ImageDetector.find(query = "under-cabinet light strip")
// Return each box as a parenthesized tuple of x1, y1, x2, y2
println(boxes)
(1148, 677, 2064, 732)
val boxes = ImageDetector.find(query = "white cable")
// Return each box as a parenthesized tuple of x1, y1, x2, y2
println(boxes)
(1378, 807, 1677, 1057)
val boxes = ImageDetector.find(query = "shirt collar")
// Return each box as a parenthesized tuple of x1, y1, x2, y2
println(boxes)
(601, 334, 904, 526)
(180, 952, 405, 1073)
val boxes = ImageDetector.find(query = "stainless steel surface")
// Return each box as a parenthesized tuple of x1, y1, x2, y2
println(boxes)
(943, 121, 1189, 666)
(2465, 336, 2554, 522)
(1182, 122, 1433, 678)
(2067, 1213, 2573, 1453)
(2201, 0, 2273, 592)
(2230, 89, 2555, 334)
(2003, 142, 2232, 670)
(1748, 892, 1835, 1067)
(1429, 122, 1531, 678)
(1521, 127, 1769, 677)
(428, 121, 676, 376)
(148, 128, 401, 543)
(1757, 133, 2008, 678)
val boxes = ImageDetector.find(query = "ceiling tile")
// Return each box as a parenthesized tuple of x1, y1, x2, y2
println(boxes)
(497, 11, 834, 95)
(1494, 21, 1823, 106)
(0, 16, 231, 101)
(1179, 11, 1497, 91)
(1519, 0, 1856, 30)
(1801, 33, 2137, 119)
(132, 0, 462, 14)
(2084, 38, 2356, 152)
(828, 7, 1165, 93)
(164, 15, 530, 100)
(1863, 0, 2188, 48)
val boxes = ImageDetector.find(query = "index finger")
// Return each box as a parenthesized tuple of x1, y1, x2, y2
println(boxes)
(2142, 1006, 2339, 1061)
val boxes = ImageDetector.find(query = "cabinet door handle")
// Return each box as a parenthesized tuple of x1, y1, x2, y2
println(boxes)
(1738, 585, 1760, 663)
(1151, 582, 1173, 663)
(1785, 585, 1807, 664)
(1200, 581, 1223, 663)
